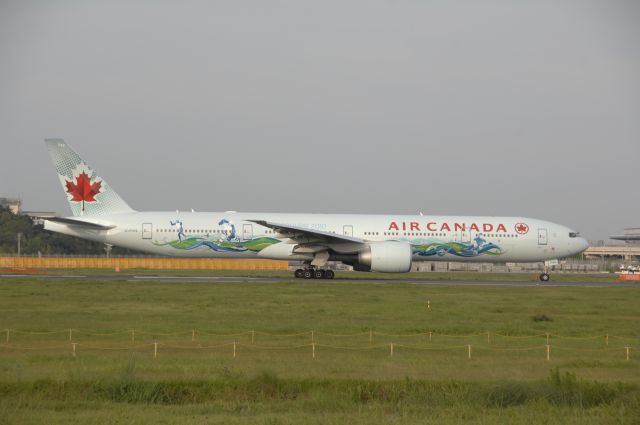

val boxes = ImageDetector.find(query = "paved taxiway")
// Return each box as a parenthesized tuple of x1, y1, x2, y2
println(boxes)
(0, 274, 636, 287)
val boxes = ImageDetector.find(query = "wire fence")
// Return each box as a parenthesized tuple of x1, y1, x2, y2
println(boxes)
(0, 328, 637, 361)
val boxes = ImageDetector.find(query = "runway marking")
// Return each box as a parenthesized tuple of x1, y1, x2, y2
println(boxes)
(0, 274, 634, 287)
(132, 275, 264, 280)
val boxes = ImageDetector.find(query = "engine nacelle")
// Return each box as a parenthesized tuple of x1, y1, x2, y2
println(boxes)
(357, 241, 412, 273)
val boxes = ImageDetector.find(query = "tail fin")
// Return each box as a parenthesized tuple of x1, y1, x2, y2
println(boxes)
(45, 139, 135, 216)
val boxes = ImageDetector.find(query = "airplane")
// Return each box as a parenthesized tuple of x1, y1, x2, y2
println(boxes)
(610, 232, 640, 242)
(42, 139, 589, 281)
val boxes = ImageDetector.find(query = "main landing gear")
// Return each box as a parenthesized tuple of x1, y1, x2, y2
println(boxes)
(294, 267, 335, 280)
(539, 273, 550, 282)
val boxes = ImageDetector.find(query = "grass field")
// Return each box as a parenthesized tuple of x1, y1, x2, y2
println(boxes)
(0, 275, 638, 424)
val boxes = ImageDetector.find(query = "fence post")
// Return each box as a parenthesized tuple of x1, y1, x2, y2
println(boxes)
(154, 342, 158, 359)
(606, 334, 609, 346)
(233, 341, 236, 358)
(311, 330, 314, 343)
(390, 342, 394, 357)
(252, 330, 255, 344)
(69, 328, 73, 341)
(72, 342, 77, 357)
(546, 344, 550, 361)
(429, 331, 432, 342)
(312, 342, 315, 359)
(626, 347, 630, 361)
(468, 344, 472, 359)
(487, 332, 490, 344)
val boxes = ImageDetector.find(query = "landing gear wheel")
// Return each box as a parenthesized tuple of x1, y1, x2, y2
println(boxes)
(314, 270, 325, 279)
(539, 273, 550, 282)
(324, 270, 335, 280)
(294, 269, 304, 279)
(303, 269, 314, 279)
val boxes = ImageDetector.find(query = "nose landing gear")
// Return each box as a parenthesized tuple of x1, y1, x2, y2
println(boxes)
(294, 267, 334, 280)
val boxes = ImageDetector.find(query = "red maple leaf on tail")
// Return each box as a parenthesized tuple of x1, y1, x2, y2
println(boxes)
(65, 172, 102, 212)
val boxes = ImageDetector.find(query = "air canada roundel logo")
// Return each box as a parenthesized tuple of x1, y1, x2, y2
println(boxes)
(515, 223, 529, 234)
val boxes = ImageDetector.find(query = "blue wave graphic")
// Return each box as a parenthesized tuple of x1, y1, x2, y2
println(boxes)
(412, 237, 503, 258)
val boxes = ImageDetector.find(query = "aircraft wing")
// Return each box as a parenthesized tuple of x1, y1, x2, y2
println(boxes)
(248, 220, 364, 245)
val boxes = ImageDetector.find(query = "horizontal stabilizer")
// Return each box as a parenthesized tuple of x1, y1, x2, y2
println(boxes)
(42, 217, 116, 230)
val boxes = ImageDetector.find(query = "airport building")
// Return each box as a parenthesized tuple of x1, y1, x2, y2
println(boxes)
(581, 228, 640, 260)
(21, 211, 59, 225)
(0, 196, 58, 224)
(0, 197, 22, 214)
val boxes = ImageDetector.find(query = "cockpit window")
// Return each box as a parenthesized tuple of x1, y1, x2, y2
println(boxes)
(569, 232, 579, 238)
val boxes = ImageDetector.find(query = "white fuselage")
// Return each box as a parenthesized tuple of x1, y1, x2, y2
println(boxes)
(44, 212, 589, 263)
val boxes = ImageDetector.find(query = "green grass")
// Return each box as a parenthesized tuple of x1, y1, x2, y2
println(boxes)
(0, 277, 638, 424)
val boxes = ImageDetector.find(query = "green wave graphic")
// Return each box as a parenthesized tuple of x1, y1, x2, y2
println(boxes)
(154, 237, 280, 253)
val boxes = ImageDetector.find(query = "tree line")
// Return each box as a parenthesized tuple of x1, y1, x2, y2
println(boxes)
(0, 207, 139, 256)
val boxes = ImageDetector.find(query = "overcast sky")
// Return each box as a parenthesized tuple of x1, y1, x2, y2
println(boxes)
(1, 1, 638, 240)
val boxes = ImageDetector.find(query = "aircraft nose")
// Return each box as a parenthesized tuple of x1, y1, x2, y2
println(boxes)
(574, 237, 589, 255)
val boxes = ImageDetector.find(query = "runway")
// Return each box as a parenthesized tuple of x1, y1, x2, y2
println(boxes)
(0, 273, 635, 287)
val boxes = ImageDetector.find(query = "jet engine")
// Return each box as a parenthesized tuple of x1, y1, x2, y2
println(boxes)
(332, 241, 412, 273)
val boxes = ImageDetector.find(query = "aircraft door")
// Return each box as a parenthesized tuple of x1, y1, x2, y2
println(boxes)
(461, 231, 471, 243)
(242, 224, 253, 241)
(343, 225, 353, 237)
(538, 228, 548, 245)
(142, 223, 153, 239)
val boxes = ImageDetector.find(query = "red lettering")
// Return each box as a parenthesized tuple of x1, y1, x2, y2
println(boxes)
(390, 221, 504, 234)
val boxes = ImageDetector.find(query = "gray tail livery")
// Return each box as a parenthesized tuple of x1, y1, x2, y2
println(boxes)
(45, 139, 135, 216)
